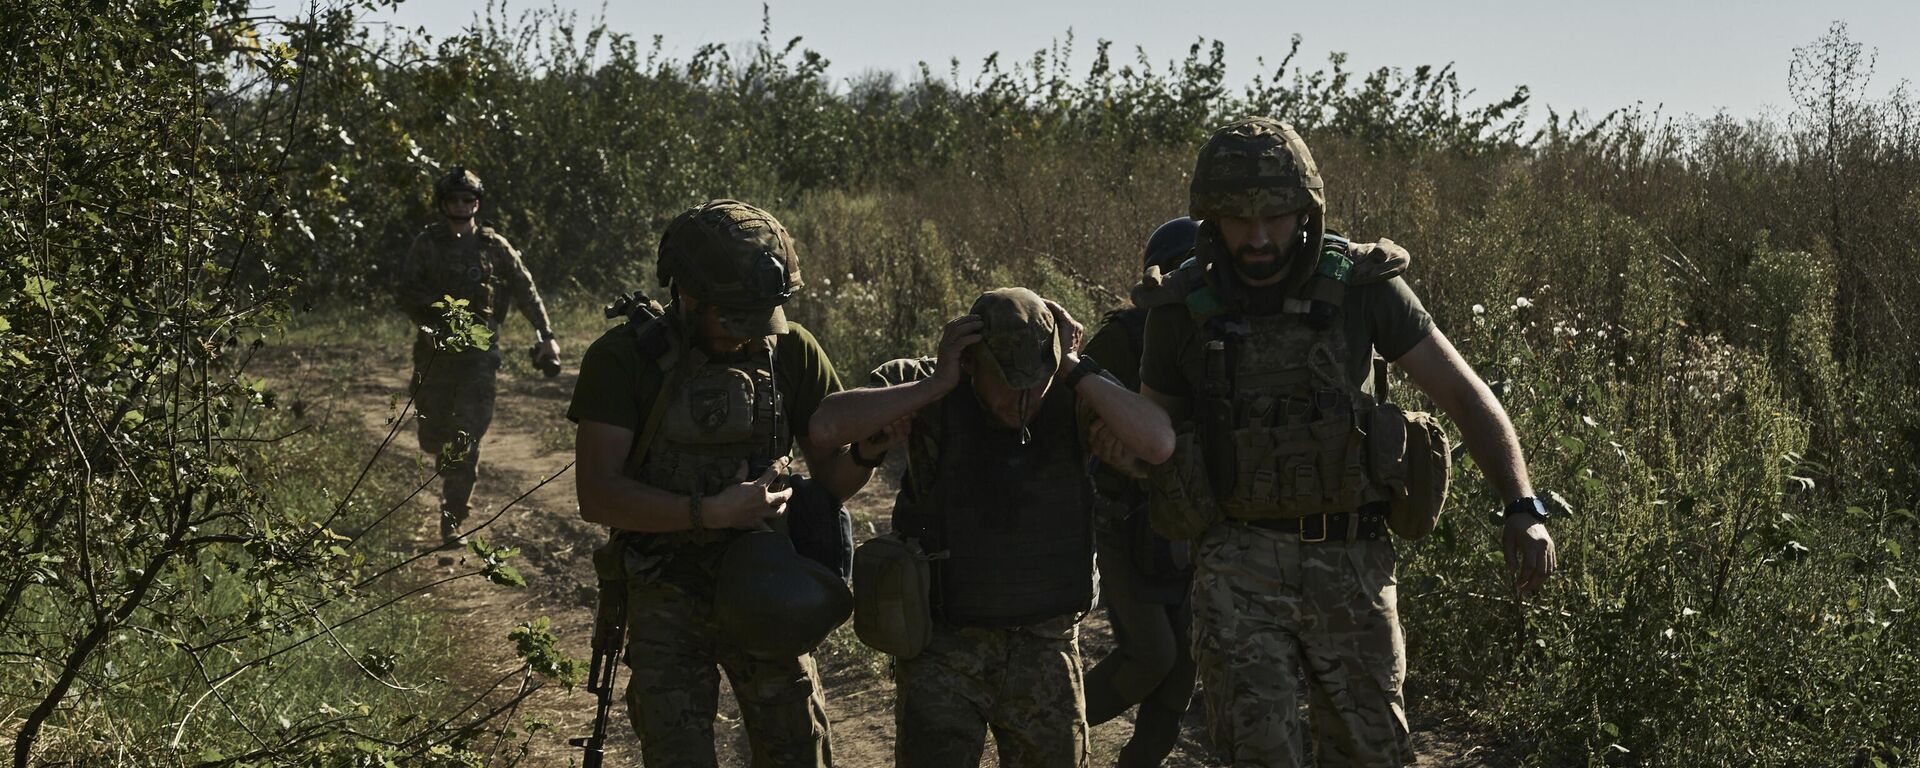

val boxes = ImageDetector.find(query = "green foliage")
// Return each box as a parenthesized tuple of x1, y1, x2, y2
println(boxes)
(0, 0, 556, 763)
(509, 618, 585, 688)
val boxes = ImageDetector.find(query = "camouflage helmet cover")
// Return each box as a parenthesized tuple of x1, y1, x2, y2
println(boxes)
(435, 166, 484, 200)
(1188, 117, 1324, 220)
(658, 199, 805, 336)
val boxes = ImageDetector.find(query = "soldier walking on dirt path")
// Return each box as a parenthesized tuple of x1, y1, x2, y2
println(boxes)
(1137, 117, 1558, 767)
(570, 200, 881, 767)
(1079, 217, 1204, 768)
(811, 287, 1176, 768)
(395, 166, 561, 542)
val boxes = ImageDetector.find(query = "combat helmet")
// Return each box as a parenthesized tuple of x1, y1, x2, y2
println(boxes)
(1144, 217, 1201, 273)
(435, 166, 484, 201)
(1187, 117, 1322, 220)
(657, 199, 804, 336)
(713, 530, 854, 659)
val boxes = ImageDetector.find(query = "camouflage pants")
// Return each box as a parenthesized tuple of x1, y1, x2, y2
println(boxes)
(1084, 523, 1195, 768)
(1189, 521, 1410, 768)
(894, 615, 1088, 768)
(623, 577, 832, 767)
(410, 347, 498, 522)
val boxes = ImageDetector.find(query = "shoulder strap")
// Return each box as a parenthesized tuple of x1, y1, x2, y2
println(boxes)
(624, 312, 699, 472)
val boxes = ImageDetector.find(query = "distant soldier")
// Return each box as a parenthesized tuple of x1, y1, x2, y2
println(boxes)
(395, 166, 560, 541)
(1138, 117, 1558, 766)
(811, 288, 1176, 768)
(1078, 217, 1202, 768)
(570, 200, 879, 766)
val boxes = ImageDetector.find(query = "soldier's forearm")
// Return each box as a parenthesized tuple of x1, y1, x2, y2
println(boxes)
(577, 472, 707, 532)
(1444, 387, 1534, 504)
(810, 379, 942, 449)
(1077, 374, 1175, 465)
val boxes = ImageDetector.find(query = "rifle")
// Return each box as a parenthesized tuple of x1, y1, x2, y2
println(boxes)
(570, 537, 628, 767)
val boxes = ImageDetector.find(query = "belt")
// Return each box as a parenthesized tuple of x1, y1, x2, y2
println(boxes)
(1244, 505, 1389, 543)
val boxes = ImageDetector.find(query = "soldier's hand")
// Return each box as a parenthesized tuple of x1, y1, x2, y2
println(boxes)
(1043, 299, 1085, 384)
(862, 416, 912, 456)
(932, 314, 985, 393)
(1502, 515, 1556, 598)
(1089, 418, 1146, 478)
(534, 338, 561, 364)
(1043, 298, 1084, 357)
(709, 459, 795, 530)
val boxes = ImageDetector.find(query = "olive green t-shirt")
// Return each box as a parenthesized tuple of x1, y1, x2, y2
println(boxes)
(566, 319, 843, 444)
(1139, 276, 1436, 403)
(1082, 310, 1146, 392)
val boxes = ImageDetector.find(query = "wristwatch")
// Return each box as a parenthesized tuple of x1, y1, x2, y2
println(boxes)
(1493, 496, 1550, 525)
(536, 328, 557, 343)
(1064, 354, 1104, 390)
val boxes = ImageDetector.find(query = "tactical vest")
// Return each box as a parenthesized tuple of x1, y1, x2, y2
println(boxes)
(426, 226, 514, 317)
(900, 378, 1094, 628)
(1152, 232, 1408, 521)
(1203, 311, 1389, 520)
(619, 311, 789, 590)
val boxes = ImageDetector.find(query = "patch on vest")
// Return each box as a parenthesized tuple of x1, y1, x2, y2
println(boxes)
(667, 367, 758, 443)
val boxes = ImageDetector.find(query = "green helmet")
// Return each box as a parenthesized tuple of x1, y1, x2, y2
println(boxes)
(1188, 117, 1323, 220)
(657, 199, 804, 336)
(713, 530, 853, 659)
(435, 166, 484, 201)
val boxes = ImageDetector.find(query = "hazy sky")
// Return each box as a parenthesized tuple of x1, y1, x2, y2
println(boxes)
(363, 0, 1919, 124)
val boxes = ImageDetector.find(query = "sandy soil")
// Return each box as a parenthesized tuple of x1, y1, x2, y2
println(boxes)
(274, 341, 1487, 767)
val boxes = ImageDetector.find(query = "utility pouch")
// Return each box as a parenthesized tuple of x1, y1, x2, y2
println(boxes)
(1147, 431, 1224, 539)
(851, 532, 933, 659)
(1377, 406, 1451, 539)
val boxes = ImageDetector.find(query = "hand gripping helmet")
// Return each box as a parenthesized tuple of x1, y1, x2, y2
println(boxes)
(713, 530, 854, 659)
(435, 166, 484, 201)
(657, 199, 805, 336)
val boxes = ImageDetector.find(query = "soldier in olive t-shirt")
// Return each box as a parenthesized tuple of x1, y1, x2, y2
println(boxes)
(569, 200, 881, 768)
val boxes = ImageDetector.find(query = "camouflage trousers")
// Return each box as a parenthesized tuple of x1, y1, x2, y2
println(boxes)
(1190, 521, 1411, 768)
(410, 347, 498, 522)
(894, 615, 1088, 768)
(623, 577, 833, 767)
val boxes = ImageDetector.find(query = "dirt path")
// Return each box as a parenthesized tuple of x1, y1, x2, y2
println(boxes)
(279, 341, 1483, 767)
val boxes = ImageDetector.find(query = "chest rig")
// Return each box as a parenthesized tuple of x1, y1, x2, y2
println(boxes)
(429, 226, 510, 321)
(898, 378, 1094, 628)
(1160, 232, 1405, 521)
(1202, 311, 1385, 520)
(616, 302, 790, 585)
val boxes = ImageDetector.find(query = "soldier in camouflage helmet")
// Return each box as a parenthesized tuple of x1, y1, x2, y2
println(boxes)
(395, 165, 560, 542)
(569, 199, 882, 766)
(810, 288, 1175, 768)
(1134, 117, 1558, 766)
